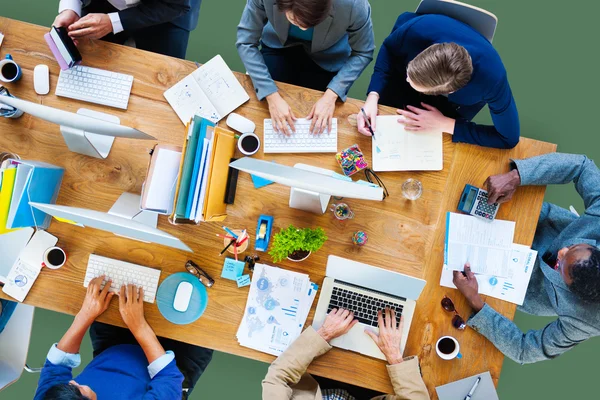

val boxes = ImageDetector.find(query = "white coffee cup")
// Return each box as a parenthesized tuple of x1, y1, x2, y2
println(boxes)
(435, 336, 462, 360)
(42, 246, 67, 269)
(237, 132, 261, 156)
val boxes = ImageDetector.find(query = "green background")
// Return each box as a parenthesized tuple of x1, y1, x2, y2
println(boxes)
(0, 0, 597, 398)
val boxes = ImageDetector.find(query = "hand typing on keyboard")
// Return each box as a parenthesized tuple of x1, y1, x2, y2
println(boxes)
(316, 308, 358, 342)
(365, 308, 405, 365)
(78, 275, 115, 324)
(119, 284, 151, 335)
(306, 88, 338, 134)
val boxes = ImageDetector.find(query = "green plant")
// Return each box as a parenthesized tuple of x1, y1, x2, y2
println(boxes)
(269, 225, 328, 262)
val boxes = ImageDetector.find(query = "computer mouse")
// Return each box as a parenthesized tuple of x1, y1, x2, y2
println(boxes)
(173, 281, 193, 312)
(34, 64, 50, 95)
(226, 112, 255, 133)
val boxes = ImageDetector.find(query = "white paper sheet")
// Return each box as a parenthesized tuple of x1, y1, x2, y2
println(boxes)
(372, 115, 443, 171)
(144, 148, 181, 213)
(445, 212, 515, 277)
(440, 243, 538, 305)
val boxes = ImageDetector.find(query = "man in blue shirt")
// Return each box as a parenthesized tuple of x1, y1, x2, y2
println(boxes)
(34, 276, 213, 399)
(357, 12, 520, 149)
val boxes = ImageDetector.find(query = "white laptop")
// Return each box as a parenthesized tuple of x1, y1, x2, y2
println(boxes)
(312, 256, 426, 360)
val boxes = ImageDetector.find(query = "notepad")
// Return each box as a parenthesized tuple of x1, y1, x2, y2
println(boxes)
(222, 258, 245, 281)
(436, 372, 498, 400)
(372, 115, 443, 171)
(164, 55, 250, 125)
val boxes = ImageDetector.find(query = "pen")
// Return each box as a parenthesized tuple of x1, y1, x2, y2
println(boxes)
(237, 235, 249, 247)
(219, 239, 236, 256)
(222, 226, 239, 239)
(360, 108, 376, 141)
(216, 234, 235, 240)
(464, 377, 481, 400)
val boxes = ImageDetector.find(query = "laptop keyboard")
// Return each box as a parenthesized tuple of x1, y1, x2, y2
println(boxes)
(327, 286, 403, 327)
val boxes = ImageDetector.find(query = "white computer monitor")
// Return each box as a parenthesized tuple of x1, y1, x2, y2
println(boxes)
(29, 195, 192, 252)
(230, 157, 384, 214)
(0, 94, 155, 159)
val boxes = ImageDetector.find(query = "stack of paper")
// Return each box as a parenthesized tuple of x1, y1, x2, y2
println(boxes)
(237, 263, 318, 356)
(442, 212, 538, 306)
(441, 243, 538, 305)
(0, 159, 64, 231)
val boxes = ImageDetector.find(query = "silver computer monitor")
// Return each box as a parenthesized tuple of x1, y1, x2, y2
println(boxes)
(0, 94, 155, 158)
(229, 157, 384, 214)
(29, 201, 192, 252)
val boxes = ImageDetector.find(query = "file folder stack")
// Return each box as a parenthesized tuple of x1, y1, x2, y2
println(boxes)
(0, 159, 64, 231)
(141, 115, 236, 223)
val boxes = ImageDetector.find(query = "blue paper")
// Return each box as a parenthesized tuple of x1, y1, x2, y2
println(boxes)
(251, 174, 274, 189)
(236, 274, 251, 288)
(221, 258, 245, 280)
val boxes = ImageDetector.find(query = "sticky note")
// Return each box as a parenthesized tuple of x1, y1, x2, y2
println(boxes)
(221, 258, 245, 281)
(251, 174, 274, 189)
(236, 274, 251, 288)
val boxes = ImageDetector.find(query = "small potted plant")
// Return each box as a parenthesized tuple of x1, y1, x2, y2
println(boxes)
(269, 225, 328, 263)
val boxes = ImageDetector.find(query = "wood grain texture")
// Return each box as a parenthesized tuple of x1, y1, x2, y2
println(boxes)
(0, 18, 556, 396)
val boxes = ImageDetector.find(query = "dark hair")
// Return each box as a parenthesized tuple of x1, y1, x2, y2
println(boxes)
(276, 0, 333, 28)
(43, 384, 89, 400)
(569, 247, 600, 302)
(407, 43, 473, 95)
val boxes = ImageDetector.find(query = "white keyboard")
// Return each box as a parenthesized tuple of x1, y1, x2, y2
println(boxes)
(84, 254, 161, 303)
(263, 118, 338, 153)
(56, 65, 134, 110)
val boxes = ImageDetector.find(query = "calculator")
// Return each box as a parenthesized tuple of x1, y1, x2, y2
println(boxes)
(457, 184, 499, 221)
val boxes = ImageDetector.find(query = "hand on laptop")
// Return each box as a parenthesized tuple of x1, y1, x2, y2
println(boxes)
(365, 308, 404, 365)
(317, 308, 358, 342)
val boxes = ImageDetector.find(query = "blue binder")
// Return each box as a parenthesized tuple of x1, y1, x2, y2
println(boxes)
(6, 160, 64, 229)
(185, 118, 214, 218)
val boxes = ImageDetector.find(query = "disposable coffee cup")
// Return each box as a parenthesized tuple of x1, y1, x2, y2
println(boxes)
(238, 132, 260, 156)
(42, 247, 67, 269)
(435, 336, 462, 360)
(0, 55, 22, 83)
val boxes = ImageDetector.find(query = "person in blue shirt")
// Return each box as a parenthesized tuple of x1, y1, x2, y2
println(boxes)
(34, 276, 213, 400)
(357, 12, 520, 149)
(237, 0, 375, 135)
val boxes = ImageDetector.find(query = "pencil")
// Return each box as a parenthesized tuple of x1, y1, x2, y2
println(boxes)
(234, 240, 238, 261)
(216, 234, 235, 240)
(222, 226, 239, 239)
(237, 235, 249, 246)
(360, 108, 377, 141)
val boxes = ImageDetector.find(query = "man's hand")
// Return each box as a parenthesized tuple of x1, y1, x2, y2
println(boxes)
(357, 92, 379, 136)
(118, 284, 149, 335)
(365, 308, 404, 365)
(68, 13, 113, 41)
(53, 10, 80, 29)
(78, 275, 114, 324)
(397, 103, 455, 133)
(266, 92, 296, 135)
(452, 264, 484, 312)
(317, 308, 358, 342)
(484, 169, 521, 204)
(307, 89, 337, 134)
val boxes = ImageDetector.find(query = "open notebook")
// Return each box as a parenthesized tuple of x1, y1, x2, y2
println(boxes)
(372, 115, 443, 171)
(164, 55, 250, 125)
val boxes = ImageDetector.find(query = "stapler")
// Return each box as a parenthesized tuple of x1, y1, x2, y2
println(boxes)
(255, 215, 273, 252)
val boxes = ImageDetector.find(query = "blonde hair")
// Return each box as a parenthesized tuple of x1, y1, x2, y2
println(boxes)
(407, 43, 473, 95)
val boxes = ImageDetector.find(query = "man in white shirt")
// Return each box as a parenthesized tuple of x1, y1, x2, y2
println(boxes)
(53, 0, 201, 58)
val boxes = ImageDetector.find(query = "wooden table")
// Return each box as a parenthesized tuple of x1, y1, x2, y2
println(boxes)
(0, 17, 556, 397)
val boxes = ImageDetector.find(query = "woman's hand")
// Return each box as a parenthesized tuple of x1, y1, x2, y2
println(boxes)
(317, 308, 358, 342)
(307, 89, 338, 134)
(266, 92, 297, 135)
(365, 308, 404, 365)
(118, 284, 149, 335)
(357, 92, 379, 136)
(78, 275, 114, 324)
(397, 102, 455, 133)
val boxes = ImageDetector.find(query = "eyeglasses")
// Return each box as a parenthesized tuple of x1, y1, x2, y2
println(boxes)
(185, 260, 215, 288)
(441, 296, 466, 330)
(364, 168, 389, 200)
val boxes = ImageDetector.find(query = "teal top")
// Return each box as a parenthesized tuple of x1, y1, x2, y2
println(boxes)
(288, 25, 314, 42)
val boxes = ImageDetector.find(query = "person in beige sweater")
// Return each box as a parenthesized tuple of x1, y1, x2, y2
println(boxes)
(262, 308, 430, 400)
